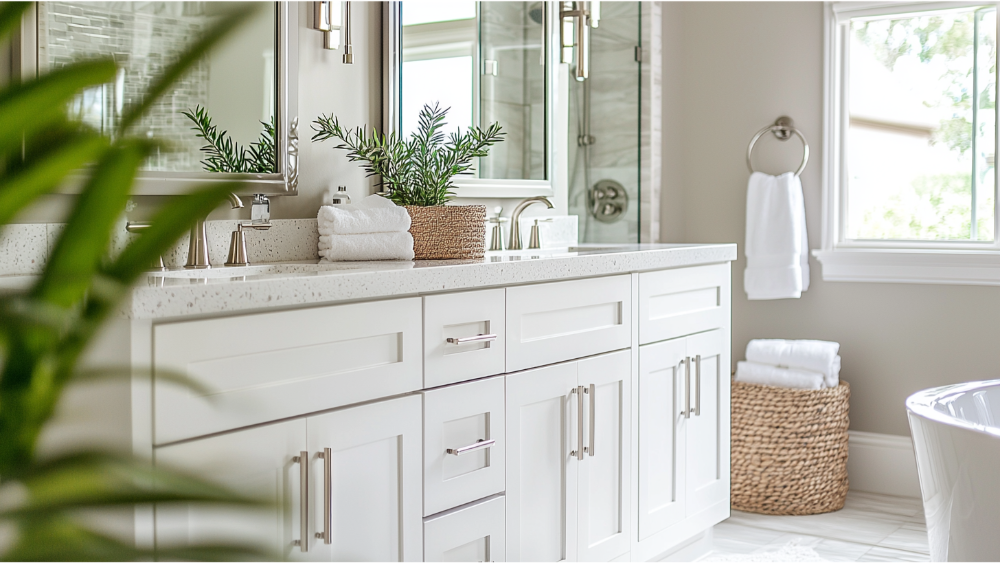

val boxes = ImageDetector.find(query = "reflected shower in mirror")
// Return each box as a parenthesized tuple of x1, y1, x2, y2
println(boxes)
(38, 2, 277, 173)
(400, 1, 546, 181)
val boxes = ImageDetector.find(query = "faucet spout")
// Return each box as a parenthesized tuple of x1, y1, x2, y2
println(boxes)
(228, 193, 244, 209)
(508, 196, 554, 250)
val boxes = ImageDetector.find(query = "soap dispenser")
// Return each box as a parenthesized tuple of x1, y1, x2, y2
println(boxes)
(488, 206, 508, 251)
(329, 185, 351, 205)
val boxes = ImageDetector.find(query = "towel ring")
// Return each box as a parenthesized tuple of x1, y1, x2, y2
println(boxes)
(747, 116, 809, 177)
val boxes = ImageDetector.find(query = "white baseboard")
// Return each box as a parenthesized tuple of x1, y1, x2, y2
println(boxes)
(848, 430, 921, 498)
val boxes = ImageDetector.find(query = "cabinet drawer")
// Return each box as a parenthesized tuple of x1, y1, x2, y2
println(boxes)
(153, 298, 422, 444)
(506, 275, 631, 372)
(423, 377, 505, 516)
(424, 495, 506, 562)
(424, 289, 505, 388)
(638, 264, 731, 345)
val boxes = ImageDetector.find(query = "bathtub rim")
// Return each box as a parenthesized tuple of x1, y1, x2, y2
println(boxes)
(906, 379, 1000, 439)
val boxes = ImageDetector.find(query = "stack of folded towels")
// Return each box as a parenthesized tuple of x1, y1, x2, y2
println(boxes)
(317, 195, 415, 261)
(735, 339, 841, 390)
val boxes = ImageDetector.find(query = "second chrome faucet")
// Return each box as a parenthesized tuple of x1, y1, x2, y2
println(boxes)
(508, 196, 554, 250)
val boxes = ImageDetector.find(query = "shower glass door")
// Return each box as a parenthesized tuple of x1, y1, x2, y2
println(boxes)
(567, 2, 641, 243)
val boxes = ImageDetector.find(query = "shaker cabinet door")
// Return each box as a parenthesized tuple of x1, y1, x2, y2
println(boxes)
(306, 395, 423, 562)
(576, 350, 632, 562)
(505, 362, 579, 562)
(684, 329, 731, 516)
(154, 419, 309, 561)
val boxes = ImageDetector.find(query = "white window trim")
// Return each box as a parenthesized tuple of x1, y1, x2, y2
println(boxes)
(816, 1, 1000, 286)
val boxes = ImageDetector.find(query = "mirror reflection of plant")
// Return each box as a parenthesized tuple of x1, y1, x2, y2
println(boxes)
(312, 102, 504, 206)
(182, 105, 276, 173)
(0, 3, 272, 560)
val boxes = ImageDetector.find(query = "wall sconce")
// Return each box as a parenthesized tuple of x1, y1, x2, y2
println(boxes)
(309, 1, 353, 64)
(560, 1, 600, 81)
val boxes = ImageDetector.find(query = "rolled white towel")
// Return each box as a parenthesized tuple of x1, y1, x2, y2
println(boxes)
(746, 339, 840, 386)
(734, 361, 824, 390)
(317, 195, 411, 236)
(319, 232, 415, 261)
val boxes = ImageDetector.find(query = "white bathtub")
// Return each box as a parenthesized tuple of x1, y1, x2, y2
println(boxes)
(907, 380, 1000, 561)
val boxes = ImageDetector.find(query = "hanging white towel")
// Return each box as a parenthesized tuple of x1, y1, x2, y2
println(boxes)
(318, 232, 415, 261)
(734, 361, 824, 390)
(746, 339, 840, 387)
(744, 171, 809, 299)
(317, 195, 411, 236)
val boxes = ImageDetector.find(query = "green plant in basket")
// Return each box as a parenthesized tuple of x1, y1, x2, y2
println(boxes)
(311, 102, 504, 206)
(0, 3, 271, 560)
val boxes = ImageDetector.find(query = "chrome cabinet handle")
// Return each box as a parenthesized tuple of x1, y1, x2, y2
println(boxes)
(571, 386, 584, 460)
(292, 451, 309, 552)
(446, 333, 498, 345)
(694, 355, 702, 417)
(586, 383, 595, 457)
(315, 448, 332, 544)
(446, 439, 496, 456)
(684, 357, 692, 419)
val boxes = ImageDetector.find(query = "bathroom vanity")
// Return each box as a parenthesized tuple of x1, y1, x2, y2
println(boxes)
(49, 244, 735, 562)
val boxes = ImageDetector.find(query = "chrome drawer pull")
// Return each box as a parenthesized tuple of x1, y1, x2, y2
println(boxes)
(586, 383, 595, 457)
(446, 438, 496, 456)
(694, 354, 702, 417)
(446, 333, 498, 345)
(315, 448, 332, 544)
(571, 386, 584, 460)
(684, 357, 692, 419)
(291, 451, 309, 552)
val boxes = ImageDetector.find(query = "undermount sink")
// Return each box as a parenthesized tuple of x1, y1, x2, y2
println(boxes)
(148, 261, 365, 280)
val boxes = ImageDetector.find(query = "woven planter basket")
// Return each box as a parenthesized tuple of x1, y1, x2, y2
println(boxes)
(405, 205, 486, 260)
(731, 380, 850, 515)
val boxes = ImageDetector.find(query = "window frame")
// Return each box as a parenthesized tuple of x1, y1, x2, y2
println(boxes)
(816, 1, 1000, 285)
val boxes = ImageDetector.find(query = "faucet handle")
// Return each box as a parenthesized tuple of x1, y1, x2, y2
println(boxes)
(528, 218, 553, 250)
(250, 194, 271, 226)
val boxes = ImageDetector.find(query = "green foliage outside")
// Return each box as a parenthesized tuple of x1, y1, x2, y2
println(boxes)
(852, 9, 996, 241)
(0, 3, 271, 560)
(182, 105, 277, 174)
(312, 102, 504, 206)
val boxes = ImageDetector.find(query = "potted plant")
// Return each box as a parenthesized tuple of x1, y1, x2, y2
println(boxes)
(312, 103, 504, 259)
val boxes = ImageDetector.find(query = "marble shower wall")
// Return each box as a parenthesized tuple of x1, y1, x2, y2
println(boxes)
(567, 2, 660, 243)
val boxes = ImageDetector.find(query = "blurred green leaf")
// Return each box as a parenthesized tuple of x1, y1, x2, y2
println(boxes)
(0, 3, 30, 44)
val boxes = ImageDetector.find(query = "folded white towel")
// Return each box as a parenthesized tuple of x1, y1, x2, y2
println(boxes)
(746, 339, 840, 388)
(319, 232, 415, 261)
(735, 361, 824, 390)
(744, 172, 809, 300)
(317, 195, 411, 236)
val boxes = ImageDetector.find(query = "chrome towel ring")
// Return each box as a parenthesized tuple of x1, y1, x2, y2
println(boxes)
(747, 116, 809, 177)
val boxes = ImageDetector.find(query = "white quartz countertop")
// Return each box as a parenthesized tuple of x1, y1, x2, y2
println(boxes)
(2, 243, 737, 320)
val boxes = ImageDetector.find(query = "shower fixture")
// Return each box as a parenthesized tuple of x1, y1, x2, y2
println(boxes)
(588, 179, 628, 223)
(560, 1, 601, 81)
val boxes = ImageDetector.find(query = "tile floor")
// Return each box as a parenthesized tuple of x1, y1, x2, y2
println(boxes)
(700, 492, 930, 562)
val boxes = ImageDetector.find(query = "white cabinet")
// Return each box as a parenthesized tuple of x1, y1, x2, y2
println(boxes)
(505, 351, 631, 562)
(424, 495, 506, 562)
(307, 395, 423, 561)
(154, 419, 308, 561)
(155, 395, 422, 562)
(633, 330, 730, 561)
(424, 289, 506, 388)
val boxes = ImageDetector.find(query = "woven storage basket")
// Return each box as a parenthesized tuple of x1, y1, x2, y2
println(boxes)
(731, 380, 850, 515)
(405, 205, 486, 260)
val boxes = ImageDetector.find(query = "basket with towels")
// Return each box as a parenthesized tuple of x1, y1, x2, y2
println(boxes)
(731, 339, 850, 516)
(317, 195, 415, 261)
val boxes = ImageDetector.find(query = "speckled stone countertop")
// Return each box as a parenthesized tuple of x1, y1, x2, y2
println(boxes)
(114, 243, 736, 321)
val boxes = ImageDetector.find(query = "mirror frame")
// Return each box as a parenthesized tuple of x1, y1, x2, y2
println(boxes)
(18, 1, 299, 197)
(384, 1, 558, 198)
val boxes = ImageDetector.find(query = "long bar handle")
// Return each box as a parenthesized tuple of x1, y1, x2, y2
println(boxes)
(684, 357, 692, 419)
(446, 439, 496, 456)
(314, 448, 332, 544)
(694, 355, 702, 417)
(292, 451, 309, 552)
(446, 333, 498, 345)
(571, 386, 584, 460)
(586, 383, 595, 457)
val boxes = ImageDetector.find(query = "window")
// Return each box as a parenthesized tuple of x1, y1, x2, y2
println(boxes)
(818, 2, 1000, 285)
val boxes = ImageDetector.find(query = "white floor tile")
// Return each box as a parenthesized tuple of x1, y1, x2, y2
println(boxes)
(857, 546, 930, 562)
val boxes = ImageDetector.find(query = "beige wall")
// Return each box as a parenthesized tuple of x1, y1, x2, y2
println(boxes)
(661, 2, 1000, 437)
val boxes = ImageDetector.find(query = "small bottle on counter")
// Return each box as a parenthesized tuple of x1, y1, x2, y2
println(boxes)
(329, 185, 351, 205)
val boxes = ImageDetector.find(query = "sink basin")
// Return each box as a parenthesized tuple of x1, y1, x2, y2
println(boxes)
(148, 262, 366, 280)
(485, 245, 627, 261)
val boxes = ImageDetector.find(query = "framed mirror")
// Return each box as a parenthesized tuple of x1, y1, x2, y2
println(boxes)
(20, 1, 299, 196)
(385, 1, 558, 197)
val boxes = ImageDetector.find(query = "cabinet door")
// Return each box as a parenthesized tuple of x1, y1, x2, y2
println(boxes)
(506, 362, 579, 562)
(307, 395, 422, 562)
(684, 329, 730, 515)
(424, 495, 506, 562)
(577, 351, 632, 562)
(636, 339, 686, 541)
(154, 419, 309, 561)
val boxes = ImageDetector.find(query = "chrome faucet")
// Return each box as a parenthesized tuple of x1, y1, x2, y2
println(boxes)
(508, 196, 554, 250)
(185, 193, 245, 269)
